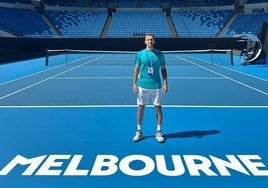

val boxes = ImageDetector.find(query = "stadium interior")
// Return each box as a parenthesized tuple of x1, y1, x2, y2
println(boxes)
(0, 0, 267, 64)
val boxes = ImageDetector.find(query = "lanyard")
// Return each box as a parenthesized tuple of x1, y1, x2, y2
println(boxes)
(146, 50, 153, 67)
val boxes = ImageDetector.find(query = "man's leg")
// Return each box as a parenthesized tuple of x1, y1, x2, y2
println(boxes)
(155, 105, 163, 127)
(155, 105, 165, 143)
(133, 105, 145, 142)
(137, 105, 145, 127)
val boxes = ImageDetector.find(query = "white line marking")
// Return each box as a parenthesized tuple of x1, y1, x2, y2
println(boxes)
(0, 64, 64, 86)
(51, 77, 133, 80)
(188, 55, 268, 82)
(0, 56, 103, 100)
(177, 56, 268, 96)
(50, 76, 225, 80)
(0, 54, 97, 86)
(218, 66, 268, 82)
(160, 77, 225, 80)
(0, 105, 268, 109)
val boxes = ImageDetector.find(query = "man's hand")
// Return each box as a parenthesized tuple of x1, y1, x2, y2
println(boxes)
(133, 84, 138, 94)
(162, 84, 168, 94)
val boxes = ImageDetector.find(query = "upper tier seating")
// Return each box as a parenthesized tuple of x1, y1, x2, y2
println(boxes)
(0, 0, 31, 4)
(44, 0, 114, 7)
(43, 0, 236, 8)
(223, 12, 268, 36)
(0, 7, 55, 37)
(171, 10, 234, 37)
(161, 0, 234, 7)
(45, 10, 108, 37)
(106, 11, 172, 38)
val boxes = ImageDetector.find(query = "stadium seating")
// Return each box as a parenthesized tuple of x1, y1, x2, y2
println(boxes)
(161, 0, 234, 7)
(45, 10, 108, 37)
(106, 11, 172, 38)
(142, 0, 161, 8)
(0, 0, 267, 38)
(44, 0, 114, 7)
(223, 12, 268, 36)
(117, 0, 137, 8)
(43, 0, 235, 8)
(247, 0, 267, 4)
(0, 7, 55, 37)
(44, 0, 82, 7)
(0, 0, 31, 4)
(171, 10, 234, 37)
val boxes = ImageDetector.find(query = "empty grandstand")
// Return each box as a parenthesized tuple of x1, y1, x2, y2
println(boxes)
(171, 9, 234, 37)
(0, 6, 55, 37)
(0, 0, 267, 38)
(106, 11, 172, 38)
(0, 0, 267, 64)
(45, 10, 108, 38)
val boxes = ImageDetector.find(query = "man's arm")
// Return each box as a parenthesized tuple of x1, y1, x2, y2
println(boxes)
(133, 64, 140, 93)
(161, 65, 168, 93)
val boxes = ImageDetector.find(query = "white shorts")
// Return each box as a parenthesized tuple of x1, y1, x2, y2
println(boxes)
(137, 87, 162, 106)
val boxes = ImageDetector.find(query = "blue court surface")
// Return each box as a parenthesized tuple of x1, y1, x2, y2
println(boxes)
(0, 52, 268, 188)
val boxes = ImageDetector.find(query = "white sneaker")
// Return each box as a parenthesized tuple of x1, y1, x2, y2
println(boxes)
(133, 130, 143, 142)
(155, 131, 165, 143)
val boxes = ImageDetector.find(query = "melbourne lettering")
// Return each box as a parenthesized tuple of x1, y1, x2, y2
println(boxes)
(0, 154, 267, 176)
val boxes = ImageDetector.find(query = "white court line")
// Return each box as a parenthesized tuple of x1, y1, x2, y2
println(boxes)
(0, 64, 64, 86)
(218, 65, 268, 82)
(188, 55, 268, 82)
(50, 76, 225, 80)
(0, 105, 268, 108)
(0, 54, 95, 86)
(177, 56, 268, 96)
(0, 56, 103, 100)
(51, 76, 133, 80)
(168, 77, 225, 79)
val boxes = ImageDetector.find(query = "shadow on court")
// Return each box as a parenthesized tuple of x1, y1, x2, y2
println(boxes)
(142, 130, 220, 142)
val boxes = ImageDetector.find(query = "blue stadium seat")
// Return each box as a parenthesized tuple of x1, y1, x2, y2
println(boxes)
(45, 10, 108, 37)
(223, 12, 268, 36)
(0, 7, 55, 37)
(0, 0, 267, 39)
(161, 0, 234, 7)
(44, 0, 114, 7)
(0, 0, 32, 4)
(106, 11, 172, 38)
(247, 0, 267, 4)
(171, 10, 234, 37)
(117, 0, 137, 8)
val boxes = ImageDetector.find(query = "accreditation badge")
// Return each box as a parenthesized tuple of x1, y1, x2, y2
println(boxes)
(148, 67, 154, 77)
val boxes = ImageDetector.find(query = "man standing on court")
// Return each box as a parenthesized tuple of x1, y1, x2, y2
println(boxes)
(132, 33, 168, 143)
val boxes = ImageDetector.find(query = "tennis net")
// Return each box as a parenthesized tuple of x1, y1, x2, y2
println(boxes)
(45, 49, 237, 67)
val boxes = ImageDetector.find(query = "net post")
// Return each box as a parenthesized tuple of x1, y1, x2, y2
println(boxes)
(230, 49, 234, 66)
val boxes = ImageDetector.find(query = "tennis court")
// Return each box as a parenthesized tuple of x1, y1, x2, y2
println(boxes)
(0, 51, 268, 188)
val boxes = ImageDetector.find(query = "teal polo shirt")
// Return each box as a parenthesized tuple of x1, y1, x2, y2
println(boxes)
(135, 49, 166, 89)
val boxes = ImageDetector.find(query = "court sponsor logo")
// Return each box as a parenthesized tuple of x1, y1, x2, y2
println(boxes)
(0, 154, 268, 176)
